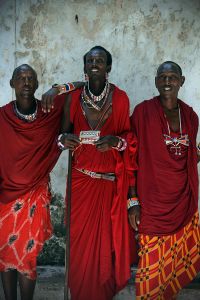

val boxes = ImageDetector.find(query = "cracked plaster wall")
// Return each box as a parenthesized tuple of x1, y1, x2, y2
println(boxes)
(0, 0, 200, 198)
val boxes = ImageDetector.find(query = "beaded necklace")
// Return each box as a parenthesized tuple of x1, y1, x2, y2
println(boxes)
(13, 100, 38, 122)
(82, 82, 110, 111)
(163, 105, 189, 155)
(87, 80, 109, 102)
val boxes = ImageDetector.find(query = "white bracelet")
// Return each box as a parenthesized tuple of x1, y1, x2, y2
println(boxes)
(57, 134, 65, 150)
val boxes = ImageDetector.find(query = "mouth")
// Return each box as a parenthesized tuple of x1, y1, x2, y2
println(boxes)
(163, 86, 172, 92)
(91, 68, 99, 72)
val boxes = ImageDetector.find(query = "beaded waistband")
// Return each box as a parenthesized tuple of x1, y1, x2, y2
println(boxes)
(75, 168, 115, 181)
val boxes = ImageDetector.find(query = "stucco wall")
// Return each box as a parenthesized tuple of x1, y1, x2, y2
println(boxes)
(0, 0, 200, 197)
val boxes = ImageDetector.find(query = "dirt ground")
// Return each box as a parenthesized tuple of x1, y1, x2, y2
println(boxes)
(0, 266, 200, 300)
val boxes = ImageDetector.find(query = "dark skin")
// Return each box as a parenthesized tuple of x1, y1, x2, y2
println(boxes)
(60, 49, 119, 151)
(41, 81, 84, 113)
(10, 64, 38, 114)
(129, 62, 187, 231)
(1, 65, 38, 300)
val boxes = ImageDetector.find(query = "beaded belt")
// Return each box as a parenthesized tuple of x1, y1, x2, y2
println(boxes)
(76, 168, 115, 181)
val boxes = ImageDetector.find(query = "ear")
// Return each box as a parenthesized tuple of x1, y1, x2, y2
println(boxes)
(180, 76, 185, 86)
(35, 79, 39, 90)
(84, 66, 86, 75)
(155, 76, 158, 88)
(10, 79, 14, 88)
(106, 65, 111, 73)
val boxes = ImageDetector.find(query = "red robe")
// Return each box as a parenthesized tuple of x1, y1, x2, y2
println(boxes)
(67, 86, 137, 300)
(0, 98, 65, 204)
(131, 96, 199, 236)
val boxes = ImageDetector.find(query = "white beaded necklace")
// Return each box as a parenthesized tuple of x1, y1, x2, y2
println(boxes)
(14, 100, 38, 122)
(163, 105, 189, 155)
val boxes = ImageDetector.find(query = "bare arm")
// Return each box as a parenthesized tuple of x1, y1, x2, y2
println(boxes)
(59, 93, 80, 151)
(128, 173, 140, 231)
(197, 143, 200, 163)
(41, 81, 85, 113)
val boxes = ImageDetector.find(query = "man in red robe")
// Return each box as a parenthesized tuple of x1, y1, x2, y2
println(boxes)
(53, 46, 138, 300)
(130, 61, 200, 299)
(0, 64, 66, 300)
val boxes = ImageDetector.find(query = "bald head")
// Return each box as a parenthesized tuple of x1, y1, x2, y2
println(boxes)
(157, 61, 182, 77)
(11, 64, 38, 81)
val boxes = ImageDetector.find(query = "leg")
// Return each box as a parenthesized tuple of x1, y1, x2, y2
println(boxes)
(1, 269, 18, 300)
(18, 272, 36, 300)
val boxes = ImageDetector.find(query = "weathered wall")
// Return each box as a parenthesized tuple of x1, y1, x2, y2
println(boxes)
(0, 0, 200, 197)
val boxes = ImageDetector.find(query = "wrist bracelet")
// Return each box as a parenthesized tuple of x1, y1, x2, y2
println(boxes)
(52, 83, 75, 95)
(127, 197, 140, 210)
(197, 143, 200, 152)
(57, 134, 65, 150)
(112, 137, 127, 151)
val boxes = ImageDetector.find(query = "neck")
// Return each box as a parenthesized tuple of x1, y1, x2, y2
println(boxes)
(16, 97, 36, 115)
(88, 79, 106, 96)
(159, 96, 178, 111)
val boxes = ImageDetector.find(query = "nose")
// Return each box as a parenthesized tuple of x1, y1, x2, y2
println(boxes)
(164, 76, 170, 84)
(24, 77, 30, 85)
(91, 59, 97, 66)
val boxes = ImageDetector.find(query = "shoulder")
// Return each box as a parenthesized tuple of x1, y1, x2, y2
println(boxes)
(112, 85, 130, 108)
(179, 99, 199, 121)
(132, 97, 156, 115)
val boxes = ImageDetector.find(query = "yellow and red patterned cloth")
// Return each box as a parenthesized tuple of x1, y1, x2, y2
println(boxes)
(136, 211, 200, 299)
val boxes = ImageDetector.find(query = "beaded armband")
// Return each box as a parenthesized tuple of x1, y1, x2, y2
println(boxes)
(127, 197, 140, 210)
(112, 137, 127, 151)
(197, 143, 200, 152)
(52, 83, 75, 95)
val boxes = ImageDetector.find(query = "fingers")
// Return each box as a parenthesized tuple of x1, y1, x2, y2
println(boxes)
(128, 207, 140, 231)
(41, 88, 58, 113)
(61, 134, 80, 150)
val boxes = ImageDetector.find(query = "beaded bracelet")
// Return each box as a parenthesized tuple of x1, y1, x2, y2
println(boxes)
(197, 143, 200, 152)
(52, 83, 75, 95)
(112, 137, 127, 151)
(57, 134, 65, 150)
(127, 197, 140, 210)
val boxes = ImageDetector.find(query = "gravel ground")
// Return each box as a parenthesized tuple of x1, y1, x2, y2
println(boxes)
(0, 266, 199, 300)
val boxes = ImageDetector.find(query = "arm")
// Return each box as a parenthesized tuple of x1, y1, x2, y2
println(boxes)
(58, 93, 80, 151)
(41, 81, 84, 113)
(128, 173, 140, 231)
(197, 143, 200, 163)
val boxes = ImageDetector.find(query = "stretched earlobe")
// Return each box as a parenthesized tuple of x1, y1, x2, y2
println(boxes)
(10, 79, 14, 88)
(181, 76, 185, 86)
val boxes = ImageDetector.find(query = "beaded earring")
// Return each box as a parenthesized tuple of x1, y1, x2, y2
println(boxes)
(106, 72, 109, 80)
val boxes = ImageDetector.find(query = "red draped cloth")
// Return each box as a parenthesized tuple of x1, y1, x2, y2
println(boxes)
(0, 98, 65, 204)
(0, 97, 65, 277)
(131, 96, 199, 236)
(66, 86, 137, 300)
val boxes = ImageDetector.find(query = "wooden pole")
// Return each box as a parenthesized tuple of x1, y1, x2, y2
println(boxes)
(64, 150, 72, 300)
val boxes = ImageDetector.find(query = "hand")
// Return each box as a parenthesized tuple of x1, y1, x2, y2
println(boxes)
(128, 205, 140, 231)
(94, 135, 119, 152)
(60, 133, 80, 151)
(41, 88, 59, 113)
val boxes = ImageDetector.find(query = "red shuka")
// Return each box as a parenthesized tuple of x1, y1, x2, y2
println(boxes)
(0, 97, 65, 204)
(131, 97, 199, 236)
(67, 86, 137, 300)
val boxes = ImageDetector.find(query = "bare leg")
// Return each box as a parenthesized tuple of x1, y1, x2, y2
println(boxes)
(1, 270, 18, 300)
(18, 272, 36, 300)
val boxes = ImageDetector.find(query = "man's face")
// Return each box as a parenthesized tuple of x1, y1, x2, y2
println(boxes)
(155, 63, 184, 99)
(11, 66, 38, 100)
(84, 49, 110, 80)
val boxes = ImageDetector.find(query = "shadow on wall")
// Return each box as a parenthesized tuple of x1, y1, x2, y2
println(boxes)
(37, 193, 66, 265)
